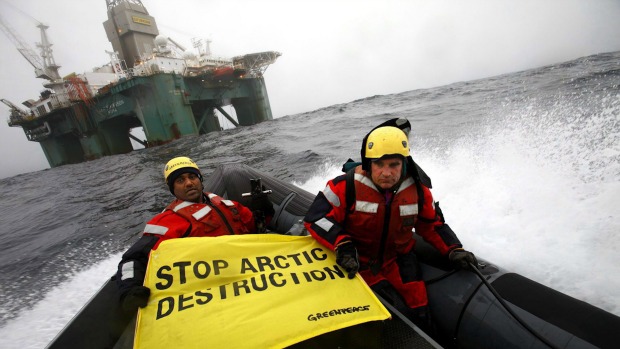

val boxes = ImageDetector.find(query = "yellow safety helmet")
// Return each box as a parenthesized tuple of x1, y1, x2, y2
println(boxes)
(163, 156, 202, 193)
(365, 126, 410, 159)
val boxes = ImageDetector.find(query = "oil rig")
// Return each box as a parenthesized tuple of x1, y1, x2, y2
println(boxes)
(0, 0, 280, 167)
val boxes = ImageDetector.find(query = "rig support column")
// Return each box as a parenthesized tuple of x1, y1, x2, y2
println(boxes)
(78, 133, 111, 161)
(196, 108, 221, 133)
(98, 117, 134, 154)
(40, 135, 84, 167)
(134, 74, 198, 145)
(232, 78, 273, 126)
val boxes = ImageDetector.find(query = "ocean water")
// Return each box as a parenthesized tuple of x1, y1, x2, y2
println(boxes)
(0, 51, 618, 348)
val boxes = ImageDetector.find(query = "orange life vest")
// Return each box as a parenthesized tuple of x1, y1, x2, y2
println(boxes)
(164, 193, 251, 237)
(346, 168, 419, 271)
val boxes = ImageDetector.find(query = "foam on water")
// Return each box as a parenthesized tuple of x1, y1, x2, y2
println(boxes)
(422, 90, 620, 315)
(0, 253, 122, 349)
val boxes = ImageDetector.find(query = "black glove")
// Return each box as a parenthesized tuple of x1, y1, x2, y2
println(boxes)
(336, 240, 359, 279)
(121, 285, 151, 313)
(397, 251, 421, 283)
(449, 248, 478, 270)
(250, 187, 275, 216)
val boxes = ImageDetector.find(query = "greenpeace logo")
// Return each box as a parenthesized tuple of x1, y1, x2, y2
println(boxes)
(307, 305, 371, 321)
(165, 160, 195, 172)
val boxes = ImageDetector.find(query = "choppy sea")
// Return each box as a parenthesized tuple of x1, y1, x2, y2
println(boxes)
(0, 51, 618, 348)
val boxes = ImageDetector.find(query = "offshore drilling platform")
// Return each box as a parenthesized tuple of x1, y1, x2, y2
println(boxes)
(1, 0, 280, 167)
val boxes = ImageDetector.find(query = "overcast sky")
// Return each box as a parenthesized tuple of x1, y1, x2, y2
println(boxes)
(1, 0, 619, 179)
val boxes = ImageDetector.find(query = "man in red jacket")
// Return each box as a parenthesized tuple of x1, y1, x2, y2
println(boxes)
(116, 156, 274, 313)
(303, 118, 476, 329)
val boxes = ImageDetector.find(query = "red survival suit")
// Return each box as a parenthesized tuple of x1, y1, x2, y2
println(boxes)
(304, 165, 462, 309)
(116, 192, 257, 297)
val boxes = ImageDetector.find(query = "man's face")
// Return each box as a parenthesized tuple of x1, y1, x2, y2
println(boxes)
(370, 157, 403, 190)
(173, 172, 203, 203)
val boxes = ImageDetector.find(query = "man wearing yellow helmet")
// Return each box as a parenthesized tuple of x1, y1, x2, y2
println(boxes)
(304, 118, 476, 331)
(115, 156, 274, 313)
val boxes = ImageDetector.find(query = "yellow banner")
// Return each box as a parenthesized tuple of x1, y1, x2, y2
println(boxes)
(134, 234, 390, 349)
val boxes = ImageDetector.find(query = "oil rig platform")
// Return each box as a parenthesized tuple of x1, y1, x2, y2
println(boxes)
(1, 0, 280, 167)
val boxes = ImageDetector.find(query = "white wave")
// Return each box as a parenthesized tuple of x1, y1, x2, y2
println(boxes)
(423, 92, 620, 316)
(0, 253, 122, 349)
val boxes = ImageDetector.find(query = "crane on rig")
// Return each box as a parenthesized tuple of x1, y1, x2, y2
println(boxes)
(0, 12, 61, 82)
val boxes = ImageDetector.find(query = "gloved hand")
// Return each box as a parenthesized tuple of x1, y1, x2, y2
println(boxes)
(449, 248, 478, 270)
(250, 187, 275, 216)
(121, 285, 151, 313)
(335, 240, 359, 279)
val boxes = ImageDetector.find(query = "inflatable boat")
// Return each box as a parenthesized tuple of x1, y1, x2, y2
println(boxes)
(46, 164, 620, 349)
